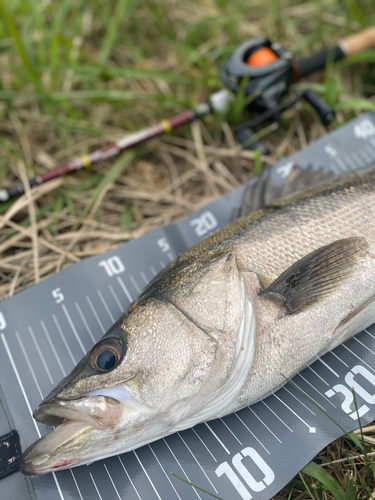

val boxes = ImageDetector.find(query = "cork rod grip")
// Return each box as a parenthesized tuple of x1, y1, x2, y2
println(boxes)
(339, 25, 375, 56)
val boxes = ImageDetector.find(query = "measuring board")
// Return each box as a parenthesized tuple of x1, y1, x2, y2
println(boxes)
(2, 113, 375, 500)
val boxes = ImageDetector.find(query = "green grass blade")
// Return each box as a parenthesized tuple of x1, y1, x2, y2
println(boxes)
(346, 431, 365, 452)
(30, 64, 189, 83)
(26, 0, 46, 65)
(70, 173, 104, 192)
(171, 473, 224, 500)
(64, 195, 76, 217)
(80, 150, 139, 220)
(227, 78, 259, 124)
(49, 0, 76, 88)
(286, 479, 299, 500)
(0, 2, 38, 87)
(0, 90, 149, 101)
(99, 0, 136, 65)
(345, 475, 356, 500)
(121, 203, 133, 231)
(0, 198, 15, 214)
(0, 2, 67, 125)
(302, 462, 345, 500)
(335, 98, 375, 112)
(298, 471, 315, 499)
(351, 390, 375, 488)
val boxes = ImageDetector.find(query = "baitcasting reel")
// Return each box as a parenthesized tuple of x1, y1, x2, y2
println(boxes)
(220, 36, 344, 153)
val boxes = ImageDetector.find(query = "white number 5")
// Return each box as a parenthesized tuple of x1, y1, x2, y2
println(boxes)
(52, 288, 64, 304)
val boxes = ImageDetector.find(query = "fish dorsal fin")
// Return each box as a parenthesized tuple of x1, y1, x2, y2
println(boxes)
(261, 237, 368, 313)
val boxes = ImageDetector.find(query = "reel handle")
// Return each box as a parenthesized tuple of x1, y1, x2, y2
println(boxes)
(294, 25, 375, 81)
(293, 46, 345, 80)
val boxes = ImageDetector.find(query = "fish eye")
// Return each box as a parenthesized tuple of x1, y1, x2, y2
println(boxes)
(89, 338, 123, 372)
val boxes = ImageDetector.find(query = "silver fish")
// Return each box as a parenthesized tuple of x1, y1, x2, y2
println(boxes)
(22, 171, 375, 475)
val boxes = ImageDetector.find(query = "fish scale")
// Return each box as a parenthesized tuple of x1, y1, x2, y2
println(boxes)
(234, 181, 373, 280)
(2, 113, 375, 499)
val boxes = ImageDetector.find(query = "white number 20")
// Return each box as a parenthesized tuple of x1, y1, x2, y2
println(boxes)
(326, 364, 375, 419)
(190, 211, 217, 237)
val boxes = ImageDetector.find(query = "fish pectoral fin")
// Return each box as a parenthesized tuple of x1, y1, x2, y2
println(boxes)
(260, 237, 368, 314)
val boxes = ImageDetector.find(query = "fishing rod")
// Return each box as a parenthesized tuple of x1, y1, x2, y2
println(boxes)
(1, 25, 375, 203)
(0, 102, 215, 202)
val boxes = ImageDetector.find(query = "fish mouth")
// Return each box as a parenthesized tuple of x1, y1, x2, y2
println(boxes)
(21, 418, 95, 475)
(32, 394, 123, 429)
(21, 394, 124, 475)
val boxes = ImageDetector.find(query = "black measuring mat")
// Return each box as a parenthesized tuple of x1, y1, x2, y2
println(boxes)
(1, 113, 375, 500)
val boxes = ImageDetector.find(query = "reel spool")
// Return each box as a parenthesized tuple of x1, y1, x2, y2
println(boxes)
(220, 37, 294, 112)
(220, 37, 338, 152)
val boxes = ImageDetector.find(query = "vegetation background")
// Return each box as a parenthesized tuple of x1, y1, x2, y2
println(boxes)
(1, 0, 375, 498)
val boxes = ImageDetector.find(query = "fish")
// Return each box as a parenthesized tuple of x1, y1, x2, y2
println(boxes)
(21, 170, 375, 475)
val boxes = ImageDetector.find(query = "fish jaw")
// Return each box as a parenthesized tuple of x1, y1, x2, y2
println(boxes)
(21, 393, 127, 475)
(21, 392, 157, 475)
(21, 420, 95, 475)
(32, 394, 125, 429)
(21, 389, 202, 475)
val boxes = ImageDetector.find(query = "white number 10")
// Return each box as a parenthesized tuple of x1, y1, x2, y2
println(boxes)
(0, 312, 6, 330)
(216, 447, 275, 499)
(98, 256, 125, 277)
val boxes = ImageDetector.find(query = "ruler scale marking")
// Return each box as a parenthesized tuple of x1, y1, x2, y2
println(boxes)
(86, 296, 105, 333)
(296, 373, 333, 408)
(97, 290, 115, 323)
(41, 320, 66, 376)
(75, 302, 96, 344)
(28, 326, 54, 384)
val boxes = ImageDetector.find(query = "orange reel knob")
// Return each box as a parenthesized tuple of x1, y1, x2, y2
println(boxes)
(246, 47, 279, 66)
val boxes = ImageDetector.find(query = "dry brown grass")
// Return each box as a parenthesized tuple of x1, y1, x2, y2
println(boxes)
(0, 112, 324, 301)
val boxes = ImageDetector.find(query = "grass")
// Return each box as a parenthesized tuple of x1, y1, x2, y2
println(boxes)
(298, 428, 375, 500)
(1, 0, 375, 497)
